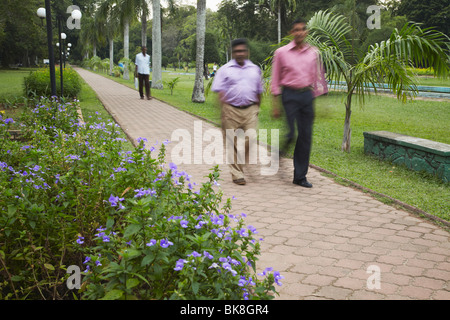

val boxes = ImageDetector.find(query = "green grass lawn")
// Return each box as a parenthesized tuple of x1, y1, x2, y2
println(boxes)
(1, 67, 449, 223)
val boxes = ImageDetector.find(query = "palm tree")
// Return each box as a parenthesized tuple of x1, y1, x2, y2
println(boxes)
(152, 0, 163, 89)
(139, 0, 150, 47)
(191, 0, 206, 103)
(303, 10, 449, 152)
(79, 13, 106, 58)
(98, 0, 121, 76)
(114, 0, 139, 80)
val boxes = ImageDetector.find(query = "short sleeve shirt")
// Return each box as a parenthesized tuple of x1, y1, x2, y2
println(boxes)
(211, 59, 264, 106)
(135, 53, 150, 75)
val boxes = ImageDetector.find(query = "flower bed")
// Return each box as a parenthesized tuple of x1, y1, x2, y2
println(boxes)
(0, 98, 282, 300)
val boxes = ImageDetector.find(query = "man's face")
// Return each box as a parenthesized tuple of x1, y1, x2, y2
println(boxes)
(232, 44, 248, 65)
(291, 22, 308, 45)
(142, 47, 147, 55)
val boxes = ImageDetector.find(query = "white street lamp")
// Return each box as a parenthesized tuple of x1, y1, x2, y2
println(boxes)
(61, 33, 67, 40)
(37, 8, 46, 18)
(71, 9, 82, 20)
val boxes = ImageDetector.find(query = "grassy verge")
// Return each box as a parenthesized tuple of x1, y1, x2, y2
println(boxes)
(0, 68, 134, 152)
(85, 67, 450, 223)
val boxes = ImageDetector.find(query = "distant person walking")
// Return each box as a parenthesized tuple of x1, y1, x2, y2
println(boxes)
(135, 46, 152, 100)
(211, 38, 264, 185)
(271, 18, 328, 188)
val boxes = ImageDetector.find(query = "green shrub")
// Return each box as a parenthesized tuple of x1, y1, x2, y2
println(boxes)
(23, 67, 82, 98)
(0, 98, 282, 300)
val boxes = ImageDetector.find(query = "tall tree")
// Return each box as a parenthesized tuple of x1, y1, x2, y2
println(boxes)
(98, 0, 121, 75)
(191, 0, 207, 103)
(396, 0, 449, 36)
(152, 0, 163, 89)
(115, 0, 139, 80)
(259, 0, 296, 44)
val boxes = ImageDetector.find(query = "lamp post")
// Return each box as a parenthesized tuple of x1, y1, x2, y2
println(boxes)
(37, 2, 56, 97)
(37, 5, 81, 99)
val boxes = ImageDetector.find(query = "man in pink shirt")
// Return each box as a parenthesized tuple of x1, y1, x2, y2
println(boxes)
(212, 38, 264, 185)
(271, 18, 328, 188)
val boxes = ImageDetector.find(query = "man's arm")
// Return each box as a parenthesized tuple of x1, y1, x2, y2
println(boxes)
(270, 51, 282, 118)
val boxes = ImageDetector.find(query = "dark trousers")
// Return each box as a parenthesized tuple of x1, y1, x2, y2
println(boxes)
(281, 88, 315, 181)
(138, 73, 150, 98)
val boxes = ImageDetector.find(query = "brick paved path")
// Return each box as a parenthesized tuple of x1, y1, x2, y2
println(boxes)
(75, 68, 450, 300)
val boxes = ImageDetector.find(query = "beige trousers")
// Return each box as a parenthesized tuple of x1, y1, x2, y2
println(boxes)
(221, 103, 259, 180)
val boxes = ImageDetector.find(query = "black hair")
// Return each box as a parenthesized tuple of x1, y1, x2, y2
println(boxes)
(291, 18, 307, 29)
(231, 38, 248, 48)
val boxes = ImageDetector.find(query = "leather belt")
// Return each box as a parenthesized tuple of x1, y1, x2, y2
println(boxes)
(284, 86, 313, 93)
(230, 103, 254, 109)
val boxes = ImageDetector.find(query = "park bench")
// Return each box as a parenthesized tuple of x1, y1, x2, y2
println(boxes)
(363, 131, 450, 183)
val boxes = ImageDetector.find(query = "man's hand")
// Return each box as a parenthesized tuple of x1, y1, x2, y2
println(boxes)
(272, 95, 282, 119)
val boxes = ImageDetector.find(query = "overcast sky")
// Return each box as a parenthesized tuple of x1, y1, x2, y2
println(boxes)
(166, 0, 222, 11)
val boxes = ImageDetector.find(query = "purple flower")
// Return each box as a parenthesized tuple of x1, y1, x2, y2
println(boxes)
(258, 267, 273, 276)
(247, 225, 258, 234)
(203, 251, 213, 260)
(146, 239, 156, 247)
(274, 271, 284, 286)
(188, 251, 201, 258)
(174, 259, 187, 271)
(180, 220, 188, 228)
(169, 162, 177, 171)
(76, 236, 84, 244)
(108, 194, 124, 207)
(160, 239, 173, 248)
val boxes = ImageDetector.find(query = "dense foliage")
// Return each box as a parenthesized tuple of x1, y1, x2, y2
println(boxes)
(23, 67, 82, 98)
(0, 97, 282, 300)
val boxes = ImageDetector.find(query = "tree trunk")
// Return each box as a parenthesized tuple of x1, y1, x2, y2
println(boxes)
(93, 43, 97, 57)
(123, 18, 130, 80)
(152, 0, 163, 89)
(192, 0, 206, 103)
(109, 39, 114, 76)
(141, 3, 148, 47)
(277, 2, 281, 44)
(341, 93, 352, 152)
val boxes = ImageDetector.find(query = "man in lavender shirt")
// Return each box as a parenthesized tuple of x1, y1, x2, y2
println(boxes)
(211, 38, 264, 185)
(271, 18, 328, 188)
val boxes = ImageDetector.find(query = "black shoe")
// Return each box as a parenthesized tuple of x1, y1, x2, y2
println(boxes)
(233, 178, 246, 185)
(293, 179, 312, 188)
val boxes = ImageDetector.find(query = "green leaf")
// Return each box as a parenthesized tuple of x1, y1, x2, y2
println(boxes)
(7, 205, 17, 217)
(126, 278, 140, 290)
(192, 281, 200, 295)
(106, 217, 114, 229)
(44, 263, 55, 271)
(141, 253, 154, 267)
(101, 289, 124, 300)
(11, 275, 24, 282)
(123, 224, 141, 238)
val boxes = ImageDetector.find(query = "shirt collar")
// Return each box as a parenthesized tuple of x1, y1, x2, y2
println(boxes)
(287, 40, 311, 53)
(230, 59, 251, 68)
